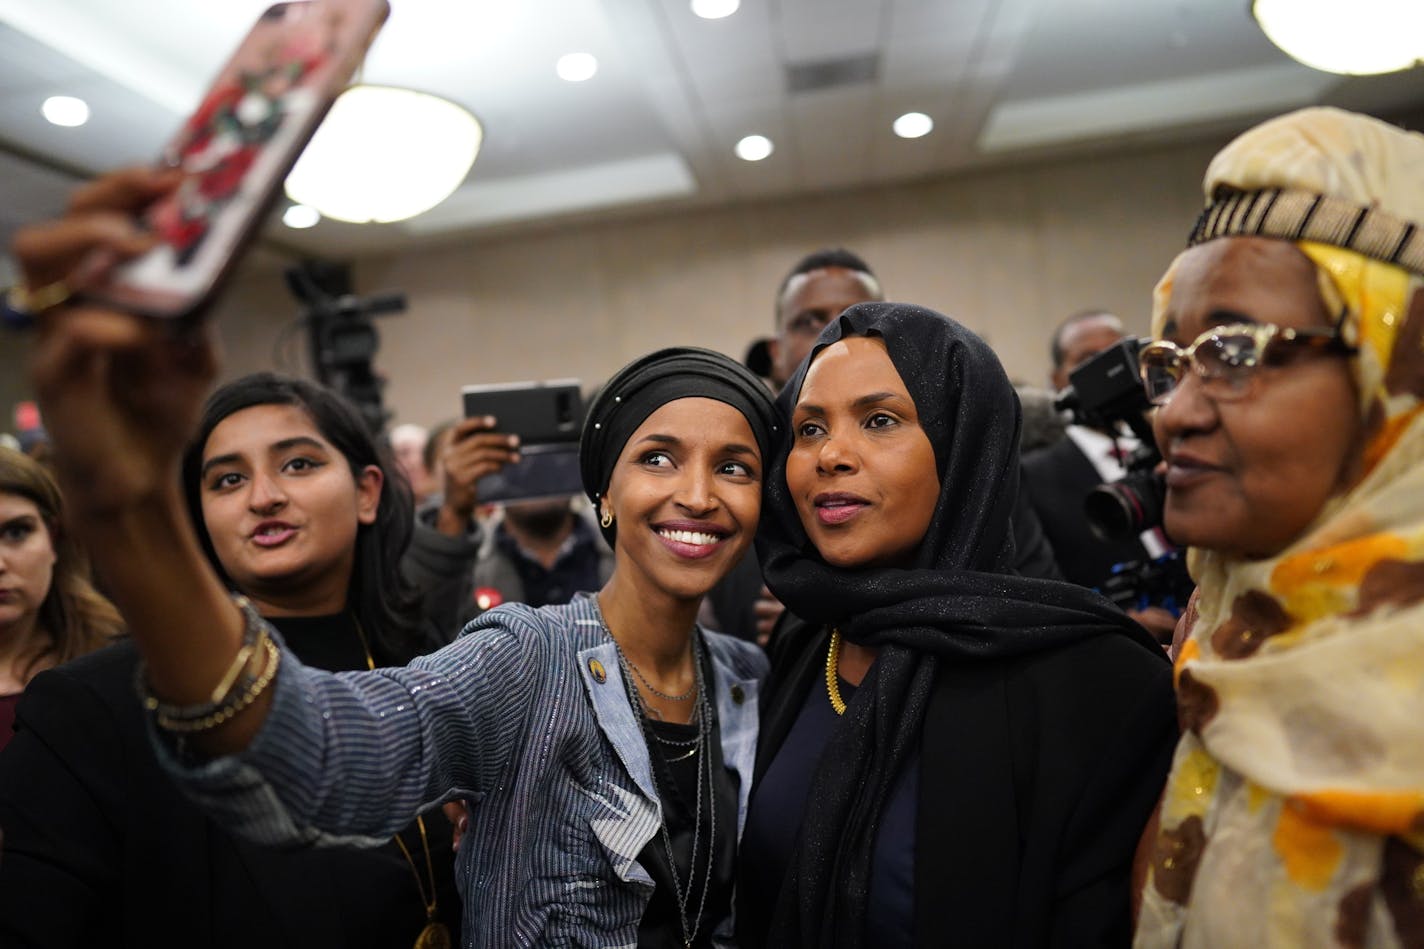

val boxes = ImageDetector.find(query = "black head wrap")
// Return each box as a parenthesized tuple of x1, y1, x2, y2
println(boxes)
(752, 302, 1160, 947)
(580, 346, 779, 545)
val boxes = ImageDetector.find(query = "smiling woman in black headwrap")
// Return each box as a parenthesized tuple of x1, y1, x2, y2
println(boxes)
(738, 302, 1179, 948)
(15, 172, 781, 949)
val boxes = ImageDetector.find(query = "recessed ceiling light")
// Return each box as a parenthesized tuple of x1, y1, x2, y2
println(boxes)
(283, 204, 321, 229)
(735, 134, 773, 162)
(556, 52, 598, 82)
(692, 0, 740, 19)
(893, 112, 934, 139)
(42, 95, 89, 127)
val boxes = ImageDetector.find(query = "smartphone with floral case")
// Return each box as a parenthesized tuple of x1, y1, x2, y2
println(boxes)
(84, 0, 388, 319)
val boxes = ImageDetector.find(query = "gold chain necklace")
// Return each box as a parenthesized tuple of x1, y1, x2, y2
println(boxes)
(353, 619, 451, 949)
(825, 628, 847, 716)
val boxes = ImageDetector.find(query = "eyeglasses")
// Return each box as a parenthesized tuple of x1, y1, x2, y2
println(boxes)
(1138, 321, 1355, 406)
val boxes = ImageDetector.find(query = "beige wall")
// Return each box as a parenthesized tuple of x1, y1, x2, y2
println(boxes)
(3, 135, 1222, 434)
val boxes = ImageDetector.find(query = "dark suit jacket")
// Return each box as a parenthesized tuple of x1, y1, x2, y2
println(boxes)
(0, 641, 461, 949)
(741, 615, 1178, 948)
(1021, 436, 1149, 590)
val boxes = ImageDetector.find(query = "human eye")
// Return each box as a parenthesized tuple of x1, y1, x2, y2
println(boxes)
(640, 450, 673, 468)
(865, 411, 899, 430)
(206, 470, 244, 492)
(281, 455, 325, 474)
(0, 520, 36, 543)
(718, 459, 758, 480)
(794, 419, 824, 440)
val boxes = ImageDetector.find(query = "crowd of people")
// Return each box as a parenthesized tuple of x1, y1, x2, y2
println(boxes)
(0, 103, 1420, 949)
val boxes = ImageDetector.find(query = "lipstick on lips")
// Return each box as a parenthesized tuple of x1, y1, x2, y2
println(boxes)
(251, 520, 298, 548)
(813, 491, 869, 526)
(654, 519, 729, 560)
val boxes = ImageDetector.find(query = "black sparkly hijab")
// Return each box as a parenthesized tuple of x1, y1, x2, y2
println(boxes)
(580, 346, 779, 546)
(755, 302, 1156, 947)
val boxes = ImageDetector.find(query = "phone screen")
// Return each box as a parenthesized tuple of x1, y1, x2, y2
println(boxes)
(98, 0, 387, 317)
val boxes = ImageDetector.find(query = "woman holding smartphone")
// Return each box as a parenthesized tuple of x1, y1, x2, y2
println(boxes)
(16, 168, 776, 948)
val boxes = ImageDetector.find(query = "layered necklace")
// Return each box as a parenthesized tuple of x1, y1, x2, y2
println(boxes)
(599, 603, 717, 949)
(353, 619, 451, 949)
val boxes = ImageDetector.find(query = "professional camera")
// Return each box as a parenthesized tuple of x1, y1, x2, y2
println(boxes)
(1054, 337, 1191, 624)
(285, 260, 406, 435)
(1053, 337, 1163, 542)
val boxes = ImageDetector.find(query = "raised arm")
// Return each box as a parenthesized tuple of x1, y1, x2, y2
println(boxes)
(20, 169, 271, 754)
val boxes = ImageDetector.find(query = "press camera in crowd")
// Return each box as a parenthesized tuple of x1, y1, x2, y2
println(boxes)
(1053, 338, 1193, 621)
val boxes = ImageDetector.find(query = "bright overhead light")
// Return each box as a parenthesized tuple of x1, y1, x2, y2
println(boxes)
(285, 85, 482, 224)
(692, 0, 740, 19)
(41, 95, 89, 127)
(735, 134, 773, 162)
(893, 112, 934, 139)
(556, 52, 598, 83)
(282, 204, 320, 229)
(1252, 0, 1424, 75)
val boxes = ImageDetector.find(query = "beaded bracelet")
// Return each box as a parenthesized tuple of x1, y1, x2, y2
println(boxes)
(137, 594, 281, 733)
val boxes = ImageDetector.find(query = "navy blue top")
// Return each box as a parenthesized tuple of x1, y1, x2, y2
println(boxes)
(742, 668, 917, 948)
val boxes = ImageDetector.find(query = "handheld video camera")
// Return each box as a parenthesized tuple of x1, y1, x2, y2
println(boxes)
(1054, 337, 1192, 623)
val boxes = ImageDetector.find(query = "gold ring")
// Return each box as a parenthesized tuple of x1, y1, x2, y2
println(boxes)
(5, 280, 73, 316)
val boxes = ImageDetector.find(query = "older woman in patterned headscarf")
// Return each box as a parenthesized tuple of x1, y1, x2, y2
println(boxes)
(1135, 107, 1424, 948)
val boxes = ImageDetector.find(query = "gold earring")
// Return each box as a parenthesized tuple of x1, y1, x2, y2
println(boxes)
(600, 507, 614, 529)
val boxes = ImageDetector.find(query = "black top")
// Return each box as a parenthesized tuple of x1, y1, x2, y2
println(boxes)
(0, 691, 18, 753)
(0, 613, 462, 949)
(633, 651, 739, 948)
(742, 668, 916, 949)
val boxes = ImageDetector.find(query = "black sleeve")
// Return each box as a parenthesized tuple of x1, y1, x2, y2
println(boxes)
(0, 666, 126, 947)
(1047, 658, 1177, 948)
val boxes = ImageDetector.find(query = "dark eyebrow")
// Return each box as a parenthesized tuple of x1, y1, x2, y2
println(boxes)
(0, 514, 39, 529)
(636, 434, 758, 457)
(794, 391, 909, 417)
(201, 436, 328, 478)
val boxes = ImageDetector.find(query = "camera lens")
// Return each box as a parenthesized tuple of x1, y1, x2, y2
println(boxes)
(1084, 470, 1165, 541)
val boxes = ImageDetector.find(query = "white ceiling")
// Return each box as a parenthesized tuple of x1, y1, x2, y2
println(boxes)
(0, 0, 1419, 259)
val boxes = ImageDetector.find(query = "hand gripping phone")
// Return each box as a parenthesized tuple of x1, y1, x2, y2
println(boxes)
(461, 380, 587, 504)
(86, 0, 389, 319)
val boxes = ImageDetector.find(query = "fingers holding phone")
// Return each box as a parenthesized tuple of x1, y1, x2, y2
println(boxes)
(20, 168, 220, 518)
(435, 417, 521, 536)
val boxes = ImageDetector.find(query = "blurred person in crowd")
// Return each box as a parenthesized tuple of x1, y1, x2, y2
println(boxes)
(0, 446, 120, 752)
(388, 421, 437, 505)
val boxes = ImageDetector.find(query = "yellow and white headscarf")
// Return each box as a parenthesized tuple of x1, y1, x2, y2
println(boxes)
(1136, 108, 1424, 949)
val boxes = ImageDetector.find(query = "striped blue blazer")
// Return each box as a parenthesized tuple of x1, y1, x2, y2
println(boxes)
(158, 594, 767, 947)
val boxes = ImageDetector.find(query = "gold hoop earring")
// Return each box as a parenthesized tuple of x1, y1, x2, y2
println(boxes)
(600, 507, 614, 529)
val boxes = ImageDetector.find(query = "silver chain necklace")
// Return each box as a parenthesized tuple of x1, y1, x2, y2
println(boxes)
(597, 603, 717, 948)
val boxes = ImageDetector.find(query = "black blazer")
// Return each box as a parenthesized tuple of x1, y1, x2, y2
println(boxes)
(0, 641, 461, 949)
(741, 616, 1178, 948)
(1021, 437, 1149, 590)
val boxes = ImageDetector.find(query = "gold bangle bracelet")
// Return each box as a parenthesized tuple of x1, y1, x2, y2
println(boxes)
(155, 635, 282, 735)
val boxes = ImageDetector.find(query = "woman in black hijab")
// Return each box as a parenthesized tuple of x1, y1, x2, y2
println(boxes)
(739, 303, 1178, 948)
